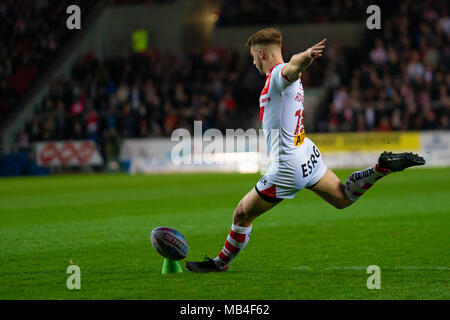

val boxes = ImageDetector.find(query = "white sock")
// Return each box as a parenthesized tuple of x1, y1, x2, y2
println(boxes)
(345, 164, 389, 201)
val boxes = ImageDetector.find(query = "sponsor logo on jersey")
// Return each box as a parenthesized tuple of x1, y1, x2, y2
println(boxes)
(259, 176, 268, 185)
(295, 90, 304, 104)
(301, 145, 321, 178)
(294, 128, 306, 147)
(260, 97, 271, 104)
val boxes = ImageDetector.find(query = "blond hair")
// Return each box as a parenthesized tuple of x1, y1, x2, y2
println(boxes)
(246, 27, 282, 48)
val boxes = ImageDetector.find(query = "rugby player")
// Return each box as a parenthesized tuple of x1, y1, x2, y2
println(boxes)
(186, 28, 425, 273)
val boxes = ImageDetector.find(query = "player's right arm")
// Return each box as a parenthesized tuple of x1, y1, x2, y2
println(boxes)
(282, 39, 327, 82)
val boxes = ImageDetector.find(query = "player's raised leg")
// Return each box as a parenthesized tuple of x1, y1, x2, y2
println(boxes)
(185, 188, 279, 273)
(310, 152, 426, 208)
(309, 168, 353, 209)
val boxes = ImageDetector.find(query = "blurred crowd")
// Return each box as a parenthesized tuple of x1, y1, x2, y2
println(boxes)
(108, 0, 175, 4)
(16, 49, 253, 159)
(15, 47, 329, 158)
(7, 0, 450, 160)
(318, 1, 450, 132)
(0, 0, 95, 122)
(217, 0, 368, 26)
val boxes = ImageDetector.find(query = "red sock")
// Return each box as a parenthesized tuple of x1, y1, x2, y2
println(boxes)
(213, 224, 252, 267)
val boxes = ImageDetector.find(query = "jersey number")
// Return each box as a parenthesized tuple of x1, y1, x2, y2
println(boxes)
(294, 109, 305, 147)
(294, 109, 304, 135)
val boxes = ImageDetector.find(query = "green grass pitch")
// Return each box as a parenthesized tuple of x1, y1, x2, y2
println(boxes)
(0, 168, 449, 299)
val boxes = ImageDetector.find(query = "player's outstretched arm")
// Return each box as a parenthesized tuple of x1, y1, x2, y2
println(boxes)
(282, 39, 327, 82)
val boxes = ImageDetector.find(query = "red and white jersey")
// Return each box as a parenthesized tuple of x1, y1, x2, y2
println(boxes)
(259, 62, 306, 161)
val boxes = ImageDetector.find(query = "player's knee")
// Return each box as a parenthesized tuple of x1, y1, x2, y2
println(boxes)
(233, 201, 251, 224)
(233, 201, 246, 218)
(332, 184, 352, 209)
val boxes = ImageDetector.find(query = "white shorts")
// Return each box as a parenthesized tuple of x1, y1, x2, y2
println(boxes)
(255, 137, 327, 202)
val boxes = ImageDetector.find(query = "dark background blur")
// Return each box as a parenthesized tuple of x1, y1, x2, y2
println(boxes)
(0, 0, 449, 173)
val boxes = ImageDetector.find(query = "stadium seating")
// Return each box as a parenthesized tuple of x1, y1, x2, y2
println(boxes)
(0, 0, 96, 123)
(7, 0, 450, 163)
(317, 0, 450, 132)
(16, 49, 255, 158)
(109, 0, 175, 4)
(216, 0, 367, 26)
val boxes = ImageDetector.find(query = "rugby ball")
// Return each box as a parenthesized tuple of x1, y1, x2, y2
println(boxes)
(151, 227, 189, 260)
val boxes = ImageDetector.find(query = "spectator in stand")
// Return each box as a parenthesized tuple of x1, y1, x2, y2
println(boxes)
(18, 48, 253, 161)
(322, 0, 450, 132)
(0, 0, 95, 122)
(85, 106, 99, 143)
(216, 0, 368, 26)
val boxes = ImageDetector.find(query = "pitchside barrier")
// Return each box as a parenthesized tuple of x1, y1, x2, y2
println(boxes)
(119, 131, 450, 174)
(35, 140, 104, 167)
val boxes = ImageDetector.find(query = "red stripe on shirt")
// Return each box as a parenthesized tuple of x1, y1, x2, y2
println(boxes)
(261, 72, 272, 96)
(260, 106, 265, 125)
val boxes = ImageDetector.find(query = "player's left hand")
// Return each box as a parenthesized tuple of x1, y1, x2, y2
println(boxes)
(305, 38, 327, 60)
(284, 38, 328, 81)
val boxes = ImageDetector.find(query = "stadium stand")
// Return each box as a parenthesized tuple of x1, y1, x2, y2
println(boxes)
(15, 40, 334, 151)
(216, 0, 368, 26)
(317, 0, 450, 132)
(15, 49, 253, 158)
(0, 0, 96, 123)
(4, 0, 450, 170)
(109, 0, 175, 3)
